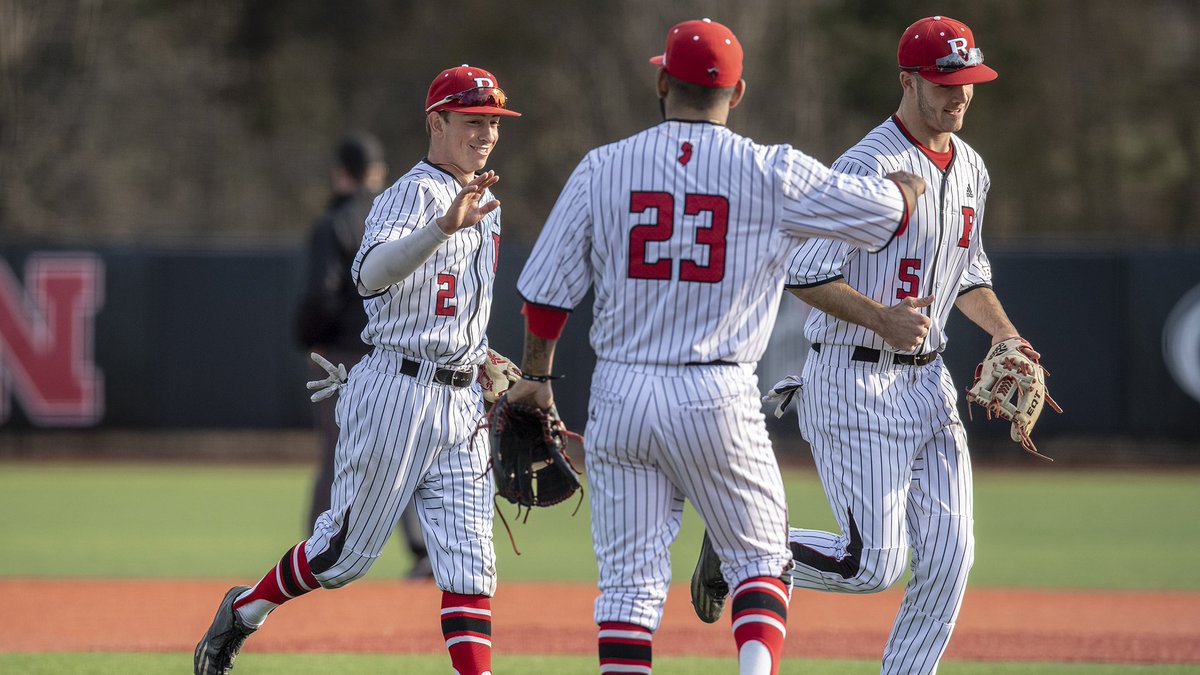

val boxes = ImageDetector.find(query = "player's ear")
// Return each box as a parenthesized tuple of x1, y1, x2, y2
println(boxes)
(728, 78, 747, 109)
(426, 111, 444, 137)
(656, 69, 669, 99)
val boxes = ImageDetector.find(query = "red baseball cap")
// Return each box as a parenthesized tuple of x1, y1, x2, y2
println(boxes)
(898, 16, 998, 86)
(649, 18, 743, 88)
(425, 64, 521, 117)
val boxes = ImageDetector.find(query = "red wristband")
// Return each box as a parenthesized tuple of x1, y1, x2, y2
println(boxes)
(522, 301, 569, 341)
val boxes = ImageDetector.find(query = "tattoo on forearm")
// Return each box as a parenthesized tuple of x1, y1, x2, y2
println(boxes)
(522, 334, 554, 372)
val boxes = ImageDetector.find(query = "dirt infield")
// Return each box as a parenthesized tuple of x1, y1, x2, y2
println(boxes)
(3, 579, 1198, 664)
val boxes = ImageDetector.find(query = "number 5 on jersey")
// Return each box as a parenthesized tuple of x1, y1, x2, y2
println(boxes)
(896, 258, 922, 300)
(628, 191, 728, 283)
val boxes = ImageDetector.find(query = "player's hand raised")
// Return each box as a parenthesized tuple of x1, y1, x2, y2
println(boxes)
(437, 170, 501, 234)
(876, 295, 934, 352)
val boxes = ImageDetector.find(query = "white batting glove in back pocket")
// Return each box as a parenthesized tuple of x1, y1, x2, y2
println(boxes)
(763, 375, 804, 418)
(307, 352, 348, 403)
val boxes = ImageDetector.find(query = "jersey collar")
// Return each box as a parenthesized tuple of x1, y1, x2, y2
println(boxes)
(663, 118, 723, 125)
(420, 158, 481, 183)
(890, 115, 956, 173)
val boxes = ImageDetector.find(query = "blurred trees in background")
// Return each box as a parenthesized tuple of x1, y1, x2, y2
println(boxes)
(1, 0, 1197, 247)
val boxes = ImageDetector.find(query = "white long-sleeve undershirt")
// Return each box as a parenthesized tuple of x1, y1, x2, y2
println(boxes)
(357, 220, 453, 295)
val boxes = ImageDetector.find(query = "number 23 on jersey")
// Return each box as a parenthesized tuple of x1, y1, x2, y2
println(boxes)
(627, 191, 729, 283)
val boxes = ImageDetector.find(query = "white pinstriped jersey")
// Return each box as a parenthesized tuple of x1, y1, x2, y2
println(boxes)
(786, 116, 993, 355)
(352, 160, 501, 366)
(517, 120, 907, 365)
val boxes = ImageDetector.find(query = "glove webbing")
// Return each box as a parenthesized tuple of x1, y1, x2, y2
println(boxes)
(472, 409, 585, 555)
(965, 362, 1062, 462)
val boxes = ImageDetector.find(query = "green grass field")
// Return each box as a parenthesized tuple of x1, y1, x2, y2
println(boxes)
(2, 461, 1198, 674)
(2, 462, 1198, 588)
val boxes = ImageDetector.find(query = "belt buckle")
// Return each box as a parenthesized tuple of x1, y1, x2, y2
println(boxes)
(437, 366, 474, 388)
(452, 368, 474, 388)
(897, 351, 934, 366)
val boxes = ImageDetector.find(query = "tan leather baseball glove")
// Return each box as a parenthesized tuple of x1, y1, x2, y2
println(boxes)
(966, 337, 1063, 460)
(479, 348, 522, 403)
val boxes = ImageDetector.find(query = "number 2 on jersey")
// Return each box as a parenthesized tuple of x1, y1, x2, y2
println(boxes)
(435, 273, 456, 316)
(628, 191, 728, 283)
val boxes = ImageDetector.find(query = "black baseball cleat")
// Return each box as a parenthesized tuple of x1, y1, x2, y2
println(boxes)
(194, 585, 256, 675)
(690, 531, 730, 624)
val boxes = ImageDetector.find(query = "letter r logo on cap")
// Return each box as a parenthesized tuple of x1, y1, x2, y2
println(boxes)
(474, 77, 495, 88)
(947, 37, 969, 58)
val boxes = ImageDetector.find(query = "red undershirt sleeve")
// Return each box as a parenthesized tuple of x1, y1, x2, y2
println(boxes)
(522, 301, 569, 341)
(886, 176, 912, 239)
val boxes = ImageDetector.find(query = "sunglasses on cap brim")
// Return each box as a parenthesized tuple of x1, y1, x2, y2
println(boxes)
(903, 47, 985, 73)
(425, 87, 509, 113)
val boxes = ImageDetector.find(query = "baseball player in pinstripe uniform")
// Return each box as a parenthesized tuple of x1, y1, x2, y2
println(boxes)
(195, 65, 519, 675)
(692, 16, 1033, 674)
(505, 19, 924, 675)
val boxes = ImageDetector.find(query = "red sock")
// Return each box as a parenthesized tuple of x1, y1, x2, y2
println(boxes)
(731, 577, 789, 675)
(441, 592, 492, 675)
(598, 621, 652, 674)
(232, 541, 320, 625)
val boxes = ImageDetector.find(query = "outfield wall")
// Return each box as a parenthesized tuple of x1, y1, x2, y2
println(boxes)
(1, 246, 1198, 454)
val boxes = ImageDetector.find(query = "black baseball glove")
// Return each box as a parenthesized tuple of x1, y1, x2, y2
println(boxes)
(487, 397, 583, 510)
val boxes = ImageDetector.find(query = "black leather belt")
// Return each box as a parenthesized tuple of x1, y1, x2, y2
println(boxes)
(399, 357, 475, 388)
(684, 360, 739, 366)
(811, 343, 937, 367)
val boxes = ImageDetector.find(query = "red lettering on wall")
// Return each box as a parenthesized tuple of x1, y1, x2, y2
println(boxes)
(0, 255, 105, 426)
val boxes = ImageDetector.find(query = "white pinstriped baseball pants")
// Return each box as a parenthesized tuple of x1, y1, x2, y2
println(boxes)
(791, 345, 974, 675)
(586, 360, 793, 631)
(305, 348, 497, 596)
